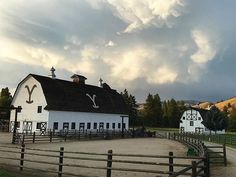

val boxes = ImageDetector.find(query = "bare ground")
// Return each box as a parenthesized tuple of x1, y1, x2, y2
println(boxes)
(0, 133, 192, 177)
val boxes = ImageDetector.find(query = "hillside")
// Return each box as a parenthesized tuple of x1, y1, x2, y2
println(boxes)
(215, 97, 236, 111)
(193, 97, 236, 112)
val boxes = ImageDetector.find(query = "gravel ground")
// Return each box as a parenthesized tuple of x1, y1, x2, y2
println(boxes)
(204, 141, 236, 177)
(0, 133, 191, 177)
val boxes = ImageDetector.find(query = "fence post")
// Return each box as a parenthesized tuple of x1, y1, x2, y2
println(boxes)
(223, 143, 227, 166)
(50, 131, 53, 142)
(58, 147, 64, 177)
(169, 152, 174, 175)
(204, 153, 210, 177)
(22, 135, 25, 144)
(191, 161, 197, 177)
(20, 144, 25, 171)
(33, 132, 35, 143)
(106, 150, 113, 177)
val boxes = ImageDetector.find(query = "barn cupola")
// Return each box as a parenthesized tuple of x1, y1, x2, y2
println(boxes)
(71, 74, 87, 84)
(49, 67, 56, 79)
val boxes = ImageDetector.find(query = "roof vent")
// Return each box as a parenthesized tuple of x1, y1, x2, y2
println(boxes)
(71, 74, 87, 84)
(99, 78, 103, 88)
(49, 67, 56, 79)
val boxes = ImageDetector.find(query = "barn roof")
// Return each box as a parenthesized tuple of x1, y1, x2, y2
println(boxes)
(29, 74, 128, 115)
(190, 107, 209, 119)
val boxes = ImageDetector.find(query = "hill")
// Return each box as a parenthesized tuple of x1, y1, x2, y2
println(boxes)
(193, 97, 236, 113)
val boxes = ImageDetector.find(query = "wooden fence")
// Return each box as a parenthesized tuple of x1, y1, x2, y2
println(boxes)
(168, 132, 210, 177)
(185, 133, 236, 147)
(0, 143, 207, 177)
(16, 129, 133, 144)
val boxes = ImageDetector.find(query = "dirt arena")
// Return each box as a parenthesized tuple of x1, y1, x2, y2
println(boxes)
(0, 133, 191, 177)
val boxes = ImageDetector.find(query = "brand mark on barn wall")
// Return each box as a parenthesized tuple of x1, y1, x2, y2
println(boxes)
(86, 93, 99, 108)
(25, 85, 37, 104)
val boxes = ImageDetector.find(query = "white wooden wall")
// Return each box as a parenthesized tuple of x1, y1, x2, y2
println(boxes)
(10, 76, 49, 133)
(48, 111, 129, 131)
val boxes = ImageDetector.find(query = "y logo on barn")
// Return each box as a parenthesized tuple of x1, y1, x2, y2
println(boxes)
(86, 93, 99, 108)
(25, 85, 37, 104)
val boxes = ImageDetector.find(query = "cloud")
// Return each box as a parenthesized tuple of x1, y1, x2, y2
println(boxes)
(191, 30, 217, 64)
(147, 66, 178, 84)
(105, 0, 186, 33)
(105, 40, 116, 47)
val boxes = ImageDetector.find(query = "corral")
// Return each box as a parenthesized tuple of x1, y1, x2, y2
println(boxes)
(0, 133, 194, 177)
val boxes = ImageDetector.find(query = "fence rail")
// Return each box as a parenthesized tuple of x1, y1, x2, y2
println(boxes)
(16, 129, 133, 144)
(0, 143, 206, 177)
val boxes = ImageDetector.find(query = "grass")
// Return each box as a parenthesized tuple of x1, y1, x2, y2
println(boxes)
(0, 170, 14, 177)
(147, 127, 179, 132)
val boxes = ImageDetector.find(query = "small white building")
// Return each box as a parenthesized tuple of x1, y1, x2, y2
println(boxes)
(10, 71, 129, 135)
(179, 107, 225, 134)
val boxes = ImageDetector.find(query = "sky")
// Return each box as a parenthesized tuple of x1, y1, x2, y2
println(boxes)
(0, 0, 236, 103)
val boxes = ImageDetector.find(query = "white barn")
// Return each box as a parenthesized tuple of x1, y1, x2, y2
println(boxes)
(10, 72, 129, 135)
(179, 107, 225, 134)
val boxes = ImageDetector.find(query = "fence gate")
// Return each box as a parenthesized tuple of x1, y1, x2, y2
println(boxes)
(40, 122, 47, 135)
(23, 121, 32, 134)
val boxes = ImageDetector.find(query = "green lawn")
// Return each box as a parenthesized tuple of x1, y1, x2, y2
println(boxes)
(147, 127, 179, 132)
(0, 170, 14, 177)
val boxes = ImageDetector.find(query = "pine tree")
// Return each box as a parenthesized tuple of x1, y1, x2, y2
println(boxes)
(121, 89, 138, 127)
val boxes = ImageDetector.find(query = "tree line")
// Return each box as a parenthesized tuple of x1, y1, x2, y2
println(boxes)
(121, 89, 187, 128)
(121, 89, 231, 132)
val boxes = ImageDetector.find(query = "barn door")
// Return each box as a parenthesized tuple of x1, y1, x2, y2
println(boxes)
(23, 121, 32, 134)
(40, 122, 47, 135)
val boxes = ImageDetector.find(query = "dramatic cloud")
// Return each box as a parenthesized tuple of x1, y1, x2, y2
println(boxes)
(191, 30, 217, 64)
(0, 0, 236, 102)
(106, 0, 186, 33)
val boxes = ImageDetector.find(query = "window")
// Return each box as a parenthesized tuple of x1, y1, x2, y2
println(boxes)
(79, 123, 85, 131)
(87, 122, 91, 129)
(99, 122, 104, 130)
(118, 123, 121, 129)
(183, 117, 185, 120)
(190, 121, 194, 126)
(53, 122, 58, 130)
(37, 106, 42, 113)
(63, 122, 69, 130)
(198, 117, 201, 120)
(71, 122, 76, 130)
(16, 121, 20, 128)
(112, 123, 115, 129)
(123, 123, 126, 129)
(36, 122, 41, 129)
(106, 123, 109, 129)
(93, 122, 97, 129)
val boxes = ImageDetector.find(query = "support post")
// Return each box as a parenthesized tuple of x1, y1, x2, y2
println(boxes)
(169, 152, 174, 175)
(223, 143, 227, 166)
(58, 147, 64, 177)
(33, 132, 35, 143)
(50, 131, 53, 142)
(121, 116, 124, 138)
(191, 161, 197, 177)
(20, 144, 25, 171)
(106, 150, 113, 177)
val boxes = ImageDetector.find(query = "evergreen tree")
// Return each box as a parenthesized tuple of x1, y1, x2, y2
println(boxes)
(203, 106, 228, 134)
(228, 107, 236, 132)
(0, 87, 12, 120)
(143, 93, 162, 127)
(167, 99, 180, 128)
(121, 89, 138, 127)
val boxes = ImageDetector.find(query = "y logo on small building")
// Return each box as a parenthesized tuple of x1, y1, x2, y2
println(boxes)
(25, 85, 37, 104)
(86, 93, 99, 108)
